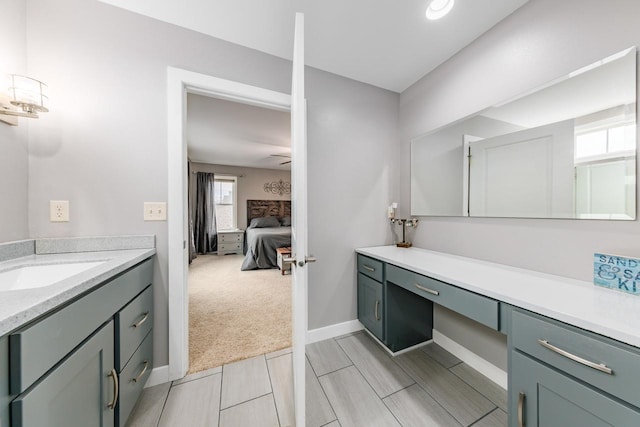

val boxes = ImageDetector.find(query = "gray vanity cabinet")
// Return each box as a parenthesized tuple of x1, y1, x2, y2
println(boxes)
(511, 350, 640, 427)
(2, 257, 153, 427)
(357, 254, 433, 351)
(0, 337, 10, 427)
(357, 273, 384, 341)
(11, 321, 116, 427)
(115, 285, 154, 426)
(510, 309, 640, 426)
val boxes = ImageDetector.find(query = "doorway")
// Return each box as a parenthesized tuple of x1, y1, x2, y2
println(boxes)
(186, 94, 293, 372)
(167, 69, 293, 380)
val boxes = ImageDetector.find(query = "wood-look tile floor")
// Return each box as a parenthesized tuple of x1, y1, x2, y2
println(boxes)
(126, 332, 506, 427)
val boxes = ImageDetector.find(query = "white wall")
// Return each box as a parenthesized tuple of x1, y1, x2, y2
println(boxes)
(190, 163, 291, 229)
(399, 0, 640, 369)
(0, 0, 29, 242)
(22, 0, 399, 365)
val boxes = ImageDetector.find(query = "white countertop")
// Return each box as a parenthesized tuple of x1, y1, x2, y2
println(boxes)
(0, 248, 155, 336)
(357, 245, 640, 348)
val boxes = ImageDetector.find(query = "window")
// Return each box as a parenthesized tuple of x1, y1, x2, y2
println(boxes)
(574, 109, 636, 219)
(575, 123, 635, 162)
(213, 176, 237, 230)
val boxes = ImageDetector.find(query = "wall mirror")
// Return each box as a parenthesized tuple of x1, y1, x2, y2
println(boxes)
(411, 47, 637, 220)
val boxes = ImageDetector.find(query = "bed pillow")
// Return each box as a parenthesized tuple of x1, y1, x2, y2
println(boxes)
(249, 216, 281, 228)
(280, 216, 292, 226)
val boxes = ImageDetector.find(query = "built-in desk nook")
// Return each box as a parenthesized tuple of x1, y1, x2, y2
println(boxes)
(356, 246, 640, 427)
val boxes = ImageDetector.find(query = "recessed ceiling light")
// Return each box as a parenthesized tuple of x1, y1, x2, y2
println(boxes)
(426, 0, 455, 20)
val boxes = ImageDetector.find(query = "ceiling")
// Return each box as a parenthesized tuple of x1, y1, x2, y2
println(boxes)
(187, 94, 291, 170)
(101, 0, 530, 170)
(99, 0, 529, 93)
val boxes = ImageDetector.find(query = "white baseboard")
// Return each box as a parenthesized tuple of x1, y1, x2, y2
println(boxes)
(433, 329, 507, 390)
(145, 365, 170, 388)
(306, 319, 364, 344)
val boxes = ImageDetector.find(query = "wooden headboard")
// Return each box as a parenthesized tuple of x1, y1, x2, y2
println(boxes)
(247, 200, 291, 227)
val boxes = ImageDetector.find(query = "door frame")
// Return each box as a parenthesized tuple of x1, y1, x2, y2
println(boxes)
(167, 67, 291, 380)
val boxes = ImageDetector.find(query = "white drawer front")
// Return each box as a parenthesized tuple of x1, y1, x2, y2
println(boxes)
(219, 242, 242, 251)
(219, 233, 242, 243)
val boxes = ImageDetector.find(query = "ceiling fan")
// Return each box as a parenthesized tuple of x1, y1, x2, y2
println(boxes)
(270, 154, 291, 165)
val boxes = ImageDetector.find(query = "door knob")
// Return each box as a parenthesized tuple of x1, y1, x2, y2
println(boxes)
(305, 256, 317, 263)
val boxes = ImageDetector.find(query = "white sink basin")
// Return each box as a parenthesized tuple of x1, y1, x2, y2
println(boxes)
(0, 261, 105, 291)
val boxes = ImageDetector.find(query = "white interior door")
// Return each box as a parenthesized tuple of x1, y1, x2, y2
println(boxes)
(468, 119, 574, 218)
(290, 12, 308, 427)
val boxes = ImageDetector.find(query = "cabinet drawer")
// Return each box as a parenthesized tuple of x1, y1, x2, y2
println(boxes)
(219, 242, 242, 252)
(118, 331, 153, 427)
(357, 255, 384, 282)
(387, 264, 498, 330)
(10, 259, 153, 394)
(219, 233, 242, 243)
(116, 285, 153, 371)
(512, 309, 640, 408)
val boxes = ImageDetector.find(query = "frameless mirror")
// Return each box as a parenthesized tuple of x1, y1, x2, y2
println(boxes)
(411, 47, 637, 220)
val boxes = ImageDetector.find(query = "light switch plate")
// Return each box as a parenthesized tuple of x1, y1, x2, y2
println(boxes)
(50, 200, 70, 222)
(144, 202, 167, 221)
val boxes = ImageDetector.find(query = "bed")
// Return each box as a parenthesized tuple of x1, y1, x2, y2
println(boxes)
(240, 200, 292, 271)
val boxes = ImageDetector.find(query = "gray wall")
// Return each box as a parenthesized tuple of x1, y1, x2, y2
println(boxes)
(0, 0, 29, 242)
(306, 66, 399, 329)
(22, 0, 398, 365)
(190, 163, 291, 230)
(399, 0, 640, 370)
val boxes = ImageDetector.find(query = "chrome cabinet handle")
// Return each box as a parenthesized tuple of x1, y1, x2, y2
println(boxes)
(374, 300, 380, 321)
(107, 369, 119, 410)
(132, 312, 150, 328)
(537, 339, 613, 375)
(415, 284, 439, 296)
(517, 392, 525, 427)
(363, 265, 375, 272)
(133, 360, 149, 383)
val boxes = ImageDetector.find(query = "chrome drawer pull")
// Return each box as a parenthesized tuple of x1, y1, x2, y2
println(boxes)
(132, 360, 149, 383)
(132, 312, 150, 328)
(374, 300, 380, 321)
(107, 369, 119, 410)
(363, 265, 375, 272)
(537, 339, 613, 375)
(517, 392, 525, 427)
(415, 284, 439, 296)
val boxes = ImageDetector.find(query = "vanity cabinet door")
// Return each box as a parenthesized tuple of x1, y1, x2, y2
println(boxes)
(0, 337, 10, 427)
(510, 350, 640, 427)
(11, 321, 116, 427)
(358, 273, 383, 341)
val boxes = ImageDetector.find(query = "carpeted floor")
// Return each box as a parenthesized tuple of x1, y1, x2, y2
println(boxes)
(188, 254, 292, 373)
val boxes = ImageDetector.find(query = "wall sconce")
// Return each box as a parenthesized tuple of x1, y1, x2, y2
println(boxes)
(0, 74, 49, 125)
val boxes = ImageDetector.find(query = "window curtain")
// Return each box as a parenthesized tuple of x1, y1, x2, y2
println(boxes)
(187, 162, 197, 263)
(193, 172, 217, 254)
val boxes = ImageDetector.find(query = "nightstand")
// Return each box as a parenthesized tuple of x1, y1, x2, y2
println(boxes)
(276, 247, 292, 275)
(217, 229, 244, 255)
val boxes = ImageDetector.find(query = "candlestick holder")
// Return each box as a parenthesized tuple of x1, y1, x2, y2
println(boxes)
(390, 218, 418, 248)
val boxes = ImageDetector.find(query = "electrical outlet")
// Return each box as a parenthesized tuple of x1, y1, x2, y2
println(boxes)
(144, 202, 167, 221)
(50, 200, 70, 222)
